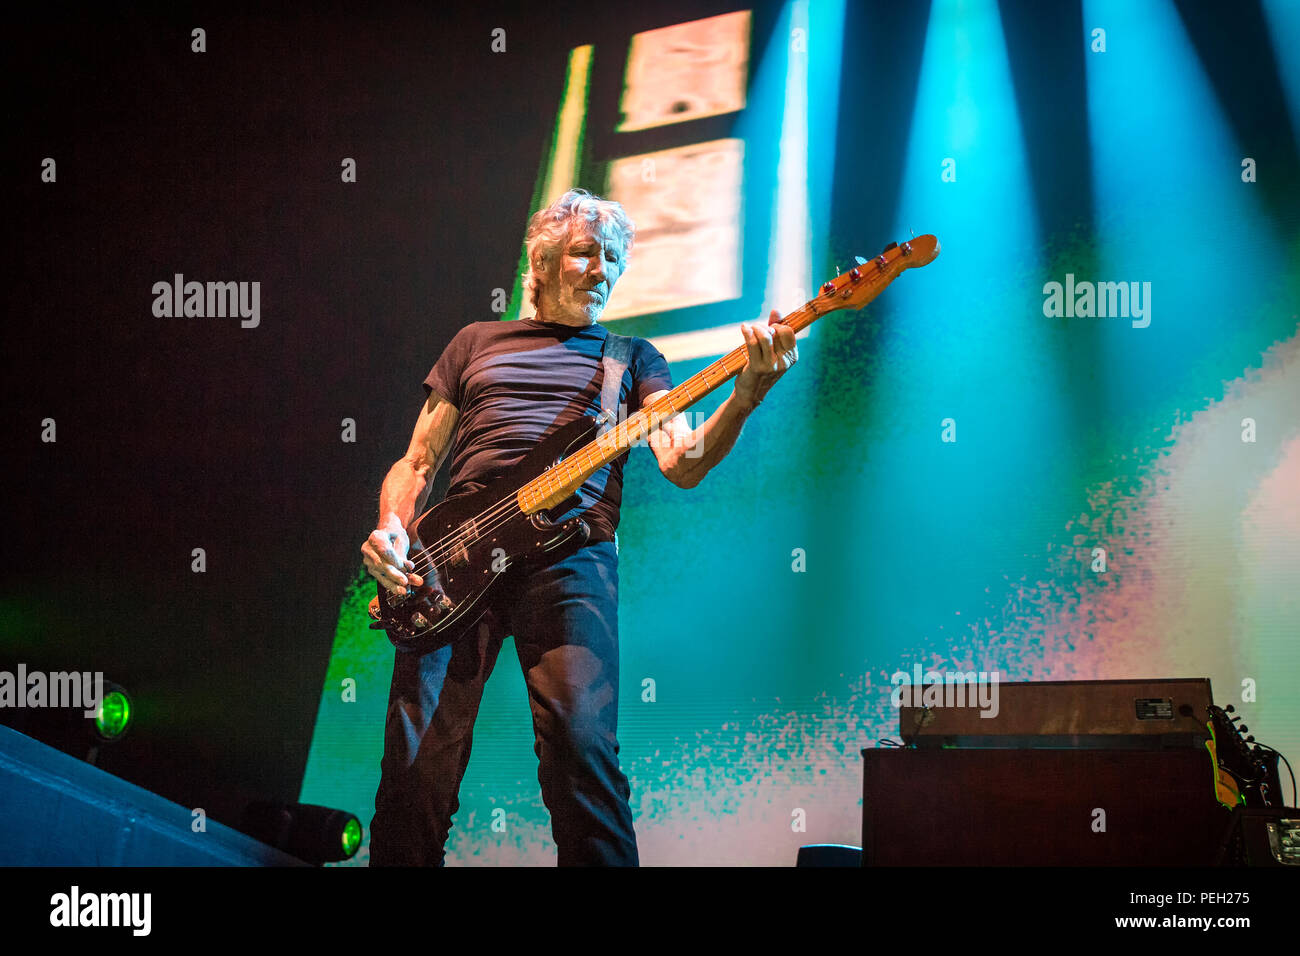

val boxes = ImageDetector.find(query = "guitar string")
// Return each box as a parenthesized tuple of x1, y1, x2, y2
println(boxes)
(392, 278, 878, 589)
(398, 335, 767, 580)
(396, 283, 889, 584)
(401, 396, 688, 580)
(405, 385, 695, 572)
(397, 290, 853, 585)
(400, 333, 765, 582)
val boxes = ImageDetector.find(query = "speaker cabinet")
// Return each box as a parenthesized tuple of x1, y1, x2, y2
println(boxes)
(862, 747, 1227, 865)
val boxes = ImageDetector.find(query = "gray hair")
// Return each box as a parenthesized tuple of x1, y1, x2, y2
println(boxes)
(523, 188, 635, 309)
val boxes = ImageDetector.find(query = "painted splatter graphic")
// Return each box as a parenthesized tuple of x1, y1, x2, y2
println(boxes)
(303, 326, 1298, 866)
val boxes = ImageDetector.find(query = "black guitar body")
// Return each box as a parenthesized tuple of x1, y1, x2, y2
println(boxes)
(370, 415, 599, 655)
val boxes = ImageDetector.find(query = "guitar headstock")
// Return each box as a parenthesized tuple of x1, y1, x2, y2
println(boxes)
(811, 235, 940, 314)
(1209, 704, 1255, 764)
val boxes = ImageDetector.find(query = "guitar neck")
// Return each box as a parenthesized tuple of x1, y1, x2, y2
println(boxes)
(518, 339, 752, 514)
(516, 236, 937, 514)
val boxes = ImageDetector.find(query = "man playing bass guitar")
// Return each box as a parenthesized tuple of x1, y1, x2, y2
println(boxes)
(360, 188, 798, 866)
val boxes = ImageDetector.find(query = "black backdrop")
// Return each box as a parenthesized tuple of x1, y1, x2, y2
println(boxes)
(2, 0, 747, 828)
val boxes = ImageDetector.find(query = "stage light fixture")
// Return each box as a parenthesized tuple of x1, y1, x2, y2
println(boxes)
(341, 816, 363, 858)
(241, 801, 363, 865)
(93, 685, 132, 741)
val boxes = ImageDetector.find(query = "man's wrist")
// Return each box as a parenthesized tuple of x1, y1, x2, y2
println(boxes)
(378, 511, 406, 533)
(732, 387, 762, 414)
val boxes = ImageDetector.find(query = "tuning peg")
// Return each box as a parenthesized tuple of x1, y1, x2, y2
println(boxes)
(853, 255, 867, 266)
(1239, 725, 1249, 733)
(882, 241, 898, 253)
(1225, 705, 1236, 713)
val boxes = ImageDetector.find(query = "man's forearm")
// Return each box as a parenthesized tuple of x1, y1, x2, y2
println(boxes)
(663, 388, 758, 488)
(378, 457, 434, 531)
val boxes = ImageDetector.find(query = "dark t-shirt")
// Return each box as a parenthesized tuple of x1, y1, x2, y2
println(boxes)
(423, 317, 674, 543)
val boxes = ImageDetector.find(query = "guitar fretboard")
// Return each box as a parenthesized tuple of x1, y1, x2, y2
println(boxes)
(515, 244, 914, 514)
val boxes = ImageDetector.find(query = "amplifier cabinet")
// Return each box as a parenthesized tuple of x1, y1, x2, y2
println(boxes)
(862, 747, 1227, 865)
(899, 677, 1212, 748)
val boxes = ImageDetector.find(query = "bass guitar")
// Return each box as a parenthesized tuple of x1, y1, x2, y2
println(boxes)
(369, 235, 941, 653)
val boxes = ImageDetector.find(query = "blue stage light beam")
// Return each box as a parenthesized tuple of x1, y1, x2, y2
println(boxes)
(876, 0, 1051, 488)
(886, 0, 1043, 366)
(1261, 0, 1300, 152)
(828, 0, 1064, 666)
(763, 0, 847, 314)
(1083, 0, 1286, 408)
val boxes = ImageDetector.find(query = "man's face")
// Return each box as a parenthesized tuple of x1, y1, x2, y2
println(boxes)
(543, 222, 625, 325)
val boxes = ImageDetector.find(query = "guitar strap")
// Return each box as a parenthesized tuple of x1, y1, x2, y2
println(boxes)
(597, 327, 634, 555)
(597, 327, 633, 438)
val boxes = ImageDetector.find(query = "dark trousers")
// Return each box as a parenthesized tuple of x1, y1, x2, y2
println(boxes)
(368, 540, 638, 866)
